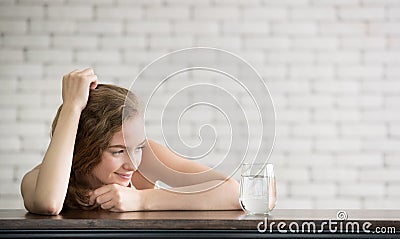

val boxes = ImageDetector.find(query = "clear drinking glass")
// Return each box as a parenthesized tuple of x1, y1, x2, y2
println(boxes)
(239, 163, 276, 215)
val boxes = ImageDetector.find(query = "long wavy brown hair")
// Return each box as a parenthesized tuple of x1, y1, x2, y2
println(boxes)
(50, 84, 141, 210)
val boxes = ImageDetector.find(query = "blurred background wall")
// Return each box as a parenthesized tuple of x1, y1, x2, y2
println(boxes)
(0, 0, 399, 209)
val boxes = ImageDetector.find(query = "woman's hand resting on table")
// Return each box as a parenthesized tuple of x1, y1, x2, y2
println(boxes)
(89, 184, 145, 212)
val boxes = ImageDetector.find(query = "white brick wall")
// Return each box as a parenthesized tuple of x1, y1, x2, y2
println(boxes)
(0, 0, 399, 210)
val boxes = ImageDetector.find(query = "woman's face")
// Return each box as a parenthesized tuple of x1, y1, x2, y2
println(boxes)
(91, 116, 146, 188)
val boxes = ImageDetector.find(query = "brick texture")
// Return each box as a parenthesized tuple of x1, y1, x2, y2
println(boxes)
(0, 0, 399, 210)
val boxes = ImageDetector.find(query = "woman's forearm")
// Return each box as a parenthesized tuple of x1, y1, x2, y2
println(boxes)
(34, 105, 81, 214)
(142, 179, 241, 211)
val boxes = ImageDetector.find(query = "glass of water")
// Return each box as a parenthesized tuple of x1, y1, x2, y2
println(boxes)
(239, 163, 276, 215)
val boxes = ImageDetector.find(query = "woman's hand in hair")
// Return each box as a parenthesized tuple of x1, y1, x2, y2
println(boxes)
(88, 184, 145, 212)
(62, 68, 98, 112)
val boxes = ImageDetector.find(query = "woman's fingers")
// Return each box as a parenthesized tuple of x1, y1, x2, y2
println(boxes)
(87, 74, 98, 90)
(61, 67, 98, 110)
(78, 68, 98, 89)
(95, 192, 114, 205)
(89, 185, 111, 205)
(89, 184, 142, 212)
(84, 75, 98, 90)
(100, 200, 115, 210)
(69, 69, 80, 76)
(80, 67, 95, 76)
(89, 184, 119, 205)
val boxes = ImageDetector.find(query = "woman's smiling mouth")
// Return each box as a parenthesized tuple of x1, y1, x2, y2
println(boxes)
(115, 172, 133, 180)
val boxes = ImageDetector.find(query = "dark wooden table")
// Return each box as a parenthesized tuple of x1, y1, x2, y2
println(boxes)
(0, 209, 399, 238)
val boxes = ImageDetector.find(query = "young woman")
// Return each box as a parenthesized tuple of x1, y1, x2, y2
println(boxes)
(20, 68, 240, 215)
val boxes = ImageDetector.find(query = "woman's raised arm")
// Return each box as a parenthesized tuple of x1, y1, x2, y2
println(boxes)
(20, 68, 97, 215)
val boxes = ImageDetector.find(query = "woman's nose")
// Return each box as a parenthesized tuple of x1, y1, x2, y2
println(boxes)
(131, 150, 143, 169)
(122, 154, 136, 170)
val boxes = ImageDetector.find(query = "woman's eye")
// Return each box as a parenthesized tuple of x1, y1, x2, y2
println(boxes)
(112, 150, 124, 155)
(135, 146, 145, 152)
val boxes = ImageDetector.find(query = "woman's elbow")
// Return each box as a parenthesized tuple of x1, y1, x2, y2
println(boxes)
(30, 200, 63, 215)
